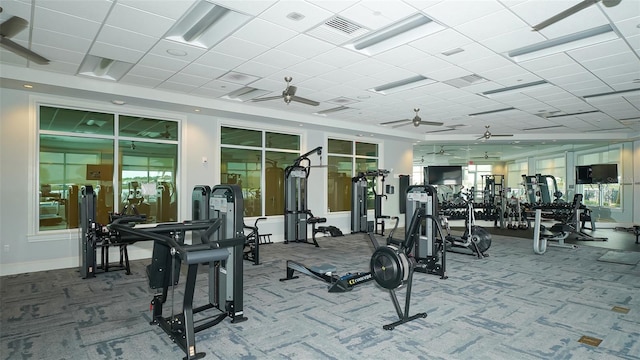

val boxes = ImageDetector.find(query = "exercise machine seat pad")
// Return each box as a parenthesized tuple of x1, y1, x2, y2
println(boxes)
(308, 217, 327, 224)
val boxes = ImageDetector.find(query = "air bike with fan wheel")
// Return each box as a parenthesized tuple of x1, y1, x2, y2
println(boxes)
(368, 205, 449, 330)
(440, 186, 491, 259)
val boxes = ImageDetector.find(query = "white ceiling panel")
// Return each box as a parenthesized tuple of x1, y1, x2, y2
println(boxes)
(179, 63, 227, 81)
(232, 18, 298, 48)
(31, 28, 93, 54)
(234, 61, 281, 78)
(35, 0, 113, 23)
(116, 0, 196, 20)
(251, 49, 306, 69)
(409, 28, 473, 55)
(338, 1, 417, 30)
(33, 7, 102, 41)
(96, 25, 158, 55)
(258, 1, 333, 32)
(307, 0, 359, 13)
(195, 51, 246, 69)
(275, 34, 335, 59)
(105, 3, 175, 38)
(215, 1, 279, 16)
(119, 74, 165, 88)
(454, 9, 528, 42)
(286, 59, 337, 77)
(424, 0, 505, 27)
(89, 42, 145, 64)
(211, 36, 269, 60)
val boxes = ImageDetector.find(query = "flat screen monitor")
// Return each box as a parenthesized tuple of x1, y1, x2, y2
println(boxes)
(591, 164, 618, 183)
(424, 166, 463, 185)
(575, 165, 592, 184)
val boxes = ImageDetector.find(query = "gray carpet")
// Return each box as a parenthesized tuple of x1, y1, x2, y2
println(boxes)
(598, 251, 640, 265)
(1, 232, 639, 360)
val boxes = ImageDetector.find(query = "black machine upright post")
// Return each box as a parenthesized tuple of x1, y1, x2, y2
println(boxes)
(79, 185, 97, 279)
(284, 146, 322, 244)
(351, 172, 368, 233)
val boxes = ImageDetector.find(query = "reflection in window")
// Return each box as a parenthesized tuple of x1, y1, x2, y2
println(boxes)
(220, 126, 300, 217)
(327, 139, 378, 213)
(38, 105, 179, 231)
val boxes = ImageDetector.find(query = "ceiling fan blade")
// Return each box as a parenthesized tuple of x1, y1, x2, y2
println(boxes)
(290, 96, 319, 106)
(250, 95, 283, 102)
(392, 121, 412, 129)
(0, 16, 28, 38)
(491, 134, 514, 137)
(0, 37, 49, 64)
(426, 128, 455, 134)
(380, 119, 410, 125)
(532, 0, 599, 31)
(419, 120, 444, 126)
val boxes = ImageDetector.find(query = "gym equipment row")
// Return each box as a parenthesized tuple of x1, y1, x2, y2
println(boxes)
(80, 184, 247, 360)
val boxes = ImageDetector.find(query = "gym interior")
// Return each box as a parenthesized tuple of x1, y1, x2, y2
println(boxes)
(1, 1, 640, 359)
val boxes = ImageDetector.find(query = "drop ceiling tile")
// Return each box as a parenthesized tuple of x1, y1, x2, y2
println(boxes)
(120, 73, 165, 88)
(90, 42, 145, 64)
(374, 45, 429, 65)
(342, 58, 396, 77)
(157, 81, 200, 93)
(537, 64, 592, 81)
(340, 1, 418, 30)
(116, 0, 196, 20)
(215, 0, 278, 16)
(276, 34, 335, 59)
(313, 47, 368, 68)
(33, 7, 102, 41)
(424, 65, 473, 82)
(409, 28, 474, 55)
(199, 79, 244, 92)
(424, 0, 505, 27)
(149, 40, 207, 62)
(195, 51, 245, 70)
(567, 39, 631, 62)
(233, 61, 281, 78)
(258, 1, 333, 32)
(29, 59, 79, 74)
(482, 27, 546, 53)
(127, 64, 175, 81)
(35, 0, 113, 23)
(32, 28, 93, 54)
(593, 63, 640, 79)
(600, 0, 640, 22)
(213, 36, 269, 61)
(96, 25, 158, 54)
(30, 43, 84, 64)
(105, 3, 175, 38)
(321, 68, 371, 84)
(179, 63, 227, 80)
(0, 49, 28, 66)
(166, 72, 210, 87)
(517, 53, 576, 72)
(0, 0, 32, 21)
(455, 9, 528, 41)
(307, 0, 359, 13)
(582, 52, 639, 73)
(252, 49, 306, 69)
(232, 18, 298, 48)
(189, 87, 228, 98)
(479, 64, 531, 83)
(286, 59, 336, 77)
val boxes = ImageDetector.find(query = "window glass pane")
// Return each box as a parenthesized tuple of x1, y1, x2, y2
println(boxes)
(328, 155, 352, 212)
(221, 148, 262, 217)
(39, 134, 114, 231)
(119, 115, 178, 141)
(221, 127, 262, 147)
(266, 132, 299, 150)
(265, 151, 300, 216)
(40, 106, 114, 136)
(356, 142, 377, 157)
(328, 139, 352, 155)
(119, 140, 178, 223)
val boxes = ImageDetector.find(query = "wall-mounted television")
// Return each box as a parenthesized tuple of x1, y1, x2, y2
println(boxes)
(590, 163, 618, 184)
(424, 166, 463, 185)
(575, 165, 592, 184)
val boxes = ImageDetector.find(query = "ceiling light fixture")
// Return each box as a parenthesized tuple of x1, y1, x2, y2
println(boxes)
(480, 80, 553, 98)
(468, 107, 517, 117)
(221, 87, 270, 102)
(583, 88, 640, 102)
(346, 13, 444, 55)
(508, 24, 618, 62)
(544, 110, 600, 118)
(313, 106, 351, 115)
(78, 55, 133, 81)
(111, 100, 126, 105)
(23, 84, 33, 89)
(166, 49, 188, 56)
(165, 1, 250, 49)
(369, 75, 436, 95)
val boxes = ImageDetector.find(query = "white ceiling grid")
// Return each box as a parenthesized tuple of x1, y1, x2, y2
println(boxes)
(0, 0, 638, 149)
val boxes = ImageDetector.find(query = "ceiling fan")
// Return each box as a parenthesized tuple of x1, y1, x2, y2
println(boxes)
(380, 108, 444, 128)
(472, 151, 501, 160)
(426, 146, 451, 156)
(251, 76, 319, 106)
(0, 16, 49, 64)
(477, 125, 513, 140)
(532, 0, 622, 31)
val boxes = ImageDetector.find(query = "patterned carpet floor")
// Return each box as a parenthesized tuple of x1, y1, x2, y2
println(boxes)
(1, 231, 639, 360)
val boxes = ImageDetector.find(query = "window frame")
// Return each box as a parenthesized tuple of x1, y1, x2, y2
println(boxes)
(28, 96, 184, 240)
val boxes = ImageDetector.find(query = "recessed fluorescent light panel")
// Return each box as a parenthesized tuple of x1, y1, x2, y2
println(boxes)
(468, 107, 517, 116)
(221, 87, 270, 102)
(369, 75, 436, 95)
(508, 24, 618, 62)
(481, 80, 552, 98)
(346, 13, 444, 55)
(165, 1, 250, 49)
(583, 88, 640, 102)
(78, 55, 133, 81)
(313, 106, 351, 115)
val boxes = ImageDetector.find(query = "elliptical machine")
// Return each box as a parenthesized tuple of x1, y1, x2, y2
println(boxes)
(440, 187, 491, 259)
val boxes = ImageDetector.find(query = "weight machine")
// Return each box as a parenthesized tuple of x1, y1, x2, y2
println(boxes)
(440, 187, 492, 259)
(350, 172, 369, 233)
(403, 184, 447, 279)
(284, 146, 327, 247)
(531, 207, 576, 255)
(549, 193, 606, 241)
(371, 169, 392, 236)
(81, 184, 247, 360)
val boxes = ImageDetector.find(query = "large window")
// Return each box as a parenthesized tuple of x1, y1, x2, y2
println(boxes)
(220, 126, 300, 217)
(506, 160, 528, 200)
(38, 105, 179, 231)
(535, 156, 566, 202)
(327, 139, 379, 212)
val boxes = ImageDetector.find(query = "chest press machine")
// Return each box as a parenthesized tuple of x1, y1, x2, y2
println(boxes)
(80, 184, 247, 360)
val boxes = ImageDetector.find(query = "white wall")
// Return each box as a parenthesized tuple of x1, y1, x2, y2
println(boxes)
(0, 88, 414, 275)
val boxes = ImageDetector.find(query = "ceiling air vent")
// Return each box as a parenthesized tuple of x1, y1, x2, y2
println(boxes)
(325, 16, 362, 35)
(444, 74, 487, 88)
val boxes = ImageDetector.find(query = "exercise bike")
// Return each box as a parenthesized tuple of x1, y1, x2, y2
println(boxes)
(440, 187, 491, 259)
